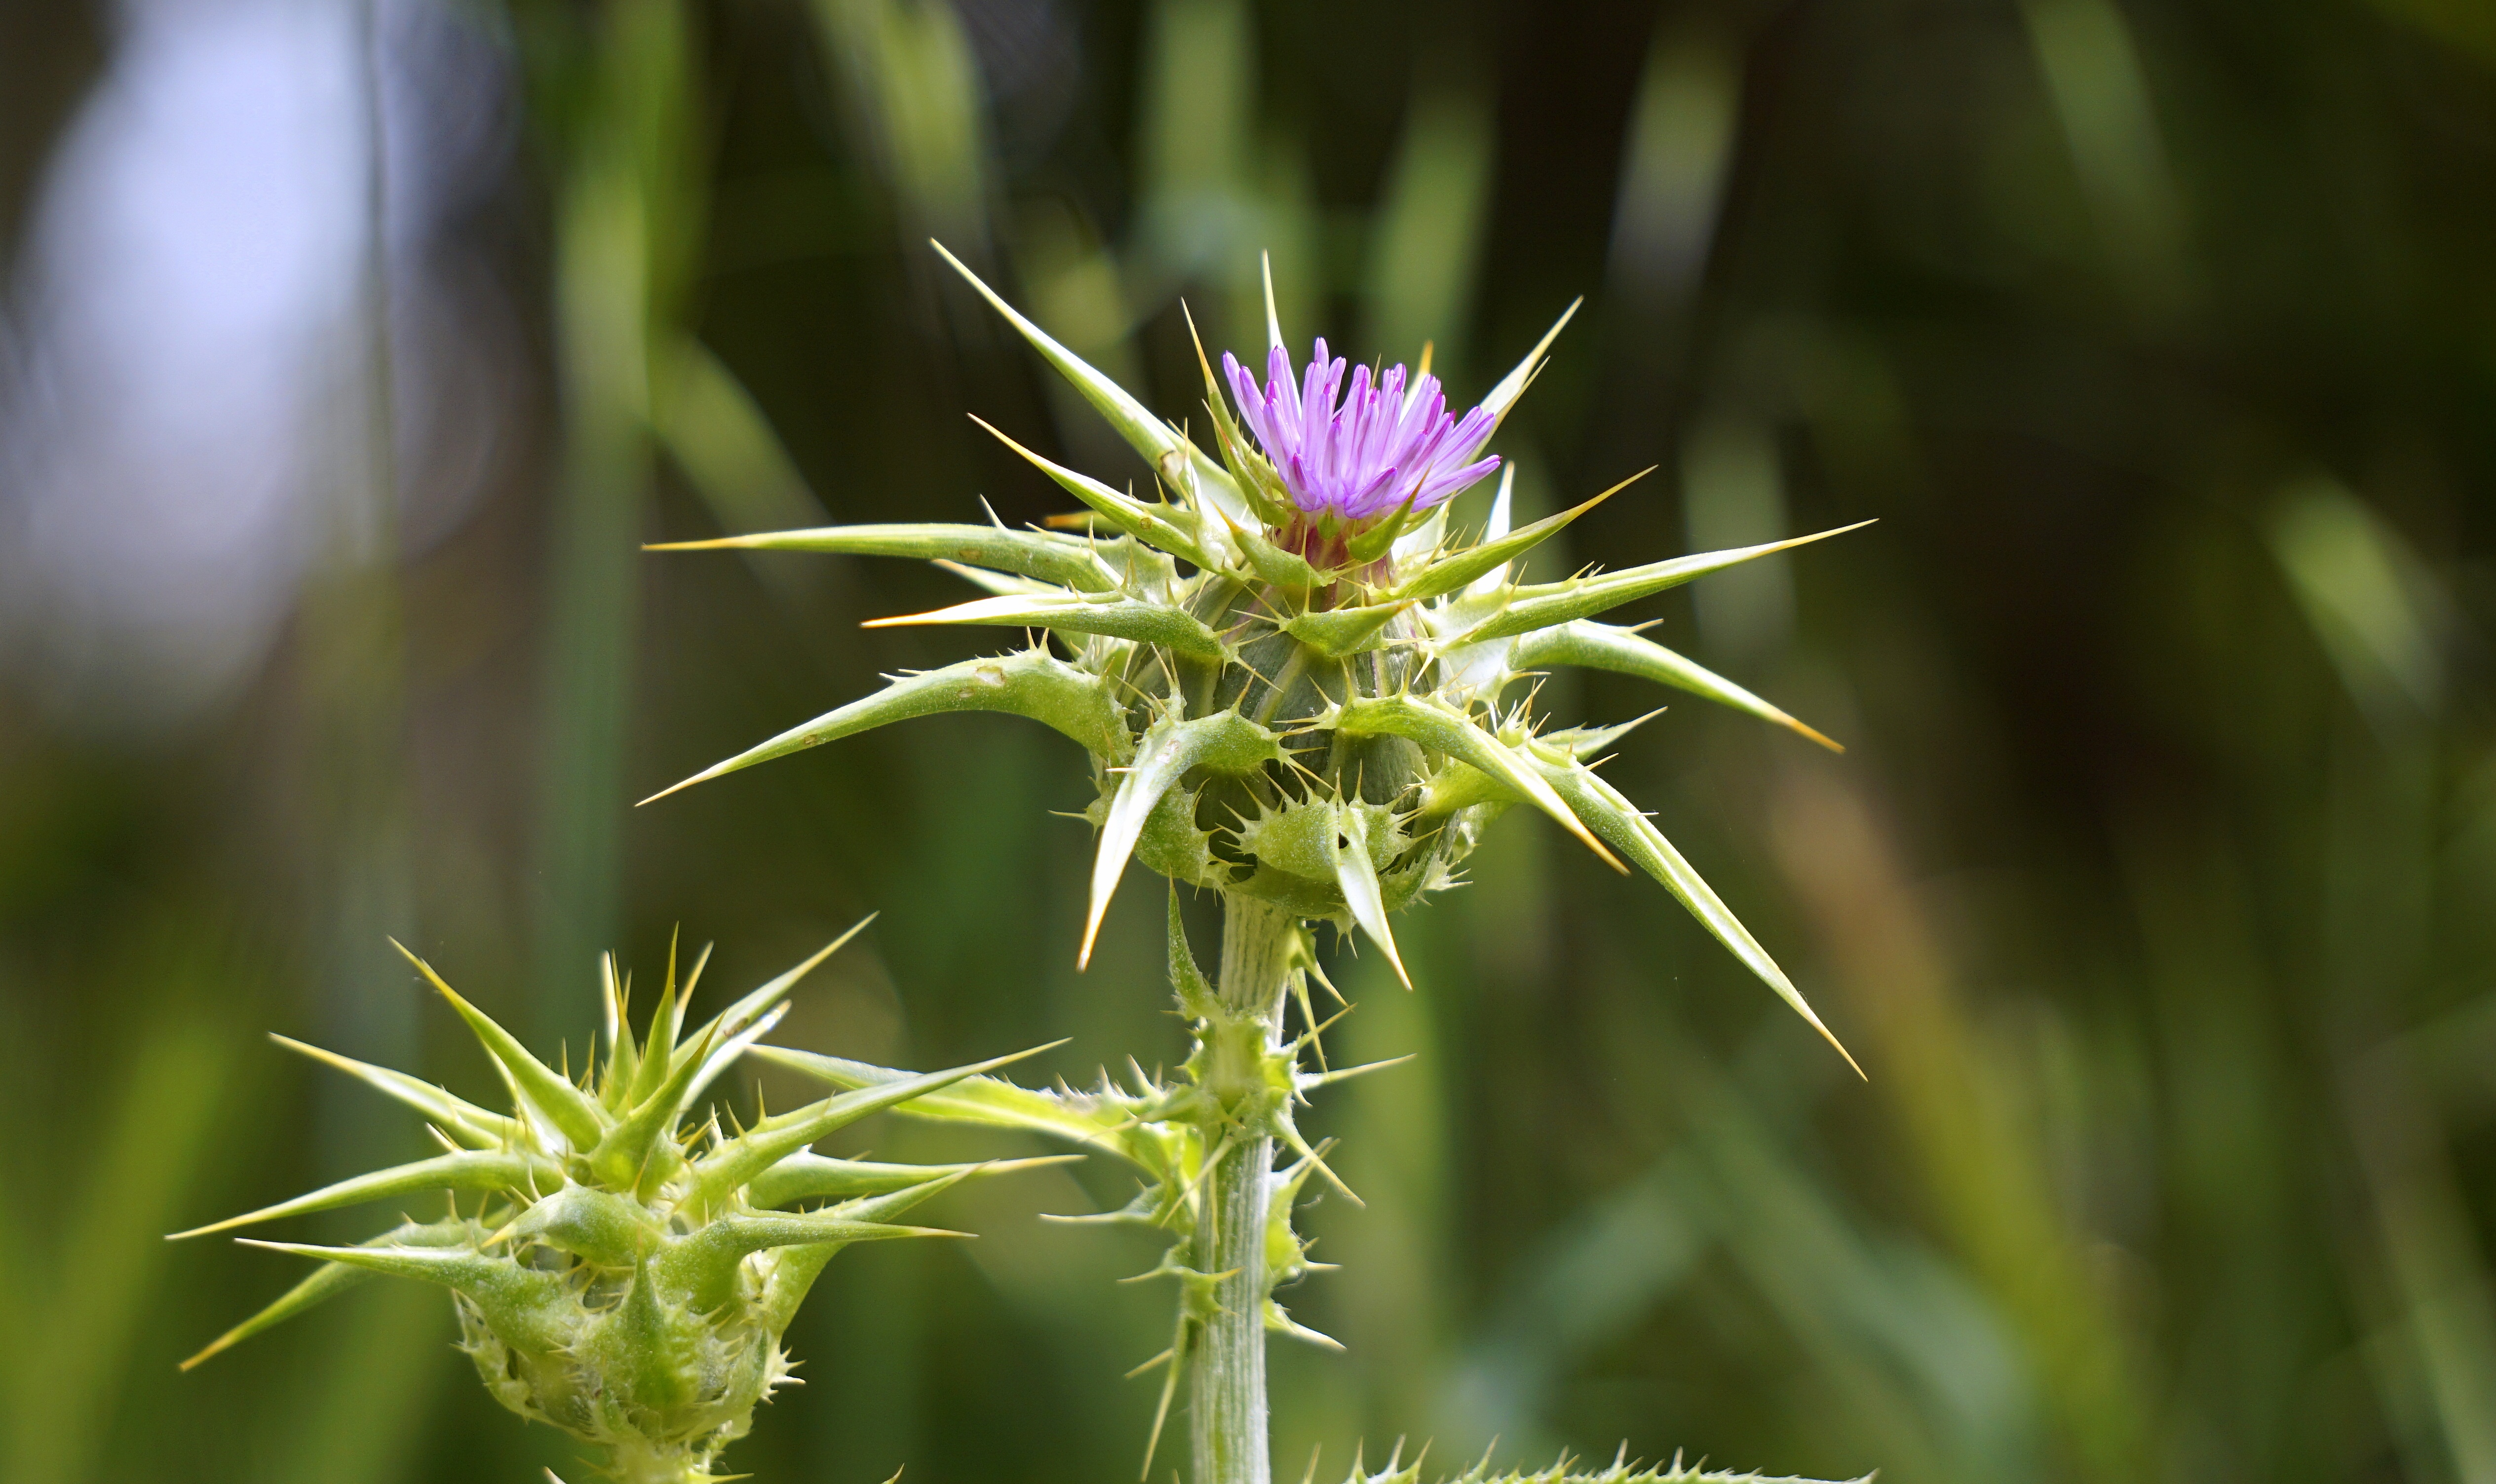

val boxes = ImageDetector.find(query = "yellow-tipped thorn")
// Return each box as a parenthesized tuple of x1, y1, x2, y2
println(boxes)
(643, 536, 759, 551)
(1778, 713, 1846, 753)
(638, 762, 731, 808)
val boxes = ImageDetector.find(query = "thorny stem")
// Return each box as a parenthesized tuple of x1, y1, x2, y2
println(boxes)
(1191, 895, 1296, 1484)
(600, 1440, 716, 1484)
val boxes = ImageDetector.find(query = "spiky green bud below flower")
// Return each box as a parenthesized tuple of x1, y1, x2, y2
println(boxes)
(174, 922, 1060, 1484)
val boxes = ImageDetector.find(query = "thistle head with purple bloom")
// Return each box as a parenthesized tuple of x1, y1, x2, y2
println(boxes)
(1222, 339, 1501, 529)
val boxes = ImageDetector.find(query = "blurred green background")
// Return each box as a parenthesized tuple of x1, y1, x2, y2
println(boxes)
(2, 0, 2493, 1481)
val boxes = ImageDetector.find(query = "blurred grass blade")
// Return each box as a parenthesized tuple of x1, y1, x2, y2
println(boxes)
(2267, 477, 2446, 726)
(1365, 64, 1496, 375)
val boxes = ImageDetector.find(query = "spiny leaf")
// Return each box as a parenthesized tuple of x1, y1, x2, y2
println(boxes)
(628, 929, 695, 1105)
(499, 1183, 667, 1267)
(585, 1021, 718, 1192)
(178, 1218, 470, 1370)
(640, 649, 1130, 804)
(599, 954, 639, 1104)
(392, 942, 609, 1151)
(237, 1239, 574, 1353)
(1213, 502, 1323, 588)
(682, 1042, 1062, 1215)
(746, 1153, 1077, 1211)
(1184, 301, 1293, 526)
(1455, 522, 1874, 645)
(1528, 747, 1862, 1078)
(268, 1034, 512, 1149)
(1261, 249, 1286, 353)
(680, 1001, 789, 1113)
(1326, 802, 1410, 990)
(866, 591, 1228, 659)
(1167, 890, 1218, 1022)
(647, 521, 1117, 593)
(1326, 694, 1624, 873)
(971, 416, 1222, 571)
(1087, 711, 1286, 965)
(1510, 621, 1841, 751)
(658, 1213, 955, 1312)
(1464, 466, 1517, 595)
(1391, 470, 1648, 604)
(1282, 602, 1411, 658)
(938, 561, 1061, 597)
(1344, 490, 1427, 564)
(934, 240, 1246, 523)
(169, 1150, 553, 1240)
(1267, 1296, 1344, 1350)
(750, 1046, 1152, 1168)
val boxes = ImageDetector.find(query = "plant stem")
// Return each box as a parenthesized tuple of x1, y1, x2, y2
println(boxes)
(602, 1441, 715, 1484)
(1192, 895, 1296, 1484)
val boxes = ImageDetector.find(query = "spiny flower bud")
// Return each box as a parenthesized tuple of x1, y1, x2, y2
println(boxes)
(173, 922, 1060, 1484)
(645, 245, 1863, 1075)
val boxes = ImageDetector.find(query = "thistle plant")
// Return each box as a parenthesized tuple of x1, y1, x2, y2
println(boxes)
(172, 924, 1058, 1484)
(643, 248, 1869, 1484)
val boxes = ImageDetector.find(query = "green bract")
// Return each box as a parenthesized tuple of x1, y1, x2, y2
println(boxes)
(173, 923, 1060, 1484)
(647, 247, 1863, 1074)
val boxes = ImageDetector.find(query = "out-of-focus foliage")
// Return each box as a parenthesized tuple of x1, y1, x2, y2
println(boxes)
(0, 0, 2493, 1482)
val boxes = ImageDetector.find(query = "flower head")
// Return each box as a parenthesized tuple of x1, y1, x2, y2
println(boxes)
(1223, 340, 1500, 522)
(175, 931, 1053, 1484)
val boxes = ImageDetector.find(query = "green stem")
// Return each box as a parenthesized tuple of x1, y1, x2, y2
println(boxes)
(600, 1440, 715, 1484)
(1192, 895, 1296, 1484)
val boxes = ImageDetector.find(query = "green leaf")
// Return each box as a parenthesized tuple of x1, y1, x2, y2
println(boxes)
(866, 591, 1229, 659)
(169, 1150, 554, 1240)
(237, 1239, 575, 1354)
(1510, 621, 1841, 750)
(649, 521, 1117, 593)
(269, 1035, 513, 1149)
(1167, 890, 1218, 1022)
(179, 1218, 471, 1370)
(391, 943, 610, 1152)
(1454, 521, 1874, 644)
(1085, 710, 1286, 964)
(1211, 503, 1323, 588)
(500, 1183, 667, 1268)
(971, 415, 1222, 571)
(934, 241, 1246, 522)
(627, 930, 697, 1105)
(1327, 694, 1624, 873)
(1526, 745, 1862, 1077)
(1282, 602, 1412, 657)
(745, 1153, 1076, 1211)
(659, 1213, 954, 1312)
(1326, 802, 1410, 989)
(1391, 470, 1647, 603)
(749, 1046, 1154, 1169)
(1344, 492, 1427, 564)
(1184, 303, 1293, 526)
(640, 649, 1131, 805)
(681, 1042, 1061, 1217)
(584, 1028, 715, 1192)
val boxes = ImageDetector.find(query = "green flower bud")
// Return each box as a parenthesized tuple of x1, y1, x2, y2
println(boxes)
(175, 923, 1062, 1484)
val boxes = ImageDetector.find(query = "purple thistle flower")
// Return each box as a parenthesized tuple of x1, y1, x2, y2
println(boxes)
(1222, 340, 1501, 522)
